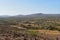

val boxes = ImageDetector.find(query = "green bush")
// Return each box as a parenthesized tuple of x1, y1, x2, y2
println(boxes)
(26, 30, 39, 36)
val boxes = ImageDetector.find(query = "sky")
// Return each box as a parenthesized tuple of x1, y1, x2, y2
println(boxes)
(0, 0, 60, 16)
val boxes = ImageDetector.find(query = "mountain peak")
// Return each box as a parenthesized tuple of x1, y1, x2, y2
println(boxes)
(31, 13, 43, 15)
(35, 13, 43, 15)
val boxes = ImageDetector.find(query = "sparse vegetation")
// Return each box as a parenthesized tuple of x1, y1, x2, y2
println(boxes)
(0, 14, 60, 40)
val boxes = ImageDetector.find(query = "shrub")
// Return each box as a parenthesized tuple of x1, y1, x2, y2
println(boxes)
(25, 30, 39, 36)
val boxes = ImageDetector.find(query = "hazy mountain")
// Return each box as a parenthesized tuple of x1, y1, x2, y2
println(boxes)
(0, 15, 10, 18)
(20, 13, 60, 18)
(0, 13, 60, 19)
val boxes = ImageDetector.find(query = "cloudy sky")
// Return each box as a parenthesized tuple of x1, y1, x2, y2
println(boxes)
(0, 0, 60, 16)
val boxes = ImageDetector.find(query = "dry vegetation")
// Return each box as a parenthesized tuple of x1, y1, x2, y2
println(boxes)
(0, 17, 60, 40)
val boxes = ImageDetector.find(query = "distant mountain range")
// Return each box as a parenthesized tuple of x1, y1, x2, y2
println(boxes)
(0, 13, 60, 18)
(12, 13, 60, 18)
(0, 15, 10, 18)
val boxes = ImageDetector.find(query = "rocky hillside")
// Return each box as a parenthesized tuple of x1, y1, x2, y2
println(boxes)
(0, 13, 60, 40)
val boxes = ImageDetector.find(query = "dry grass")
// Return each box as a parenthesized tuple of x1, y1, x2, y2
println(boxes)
(28, 30, 60, 35)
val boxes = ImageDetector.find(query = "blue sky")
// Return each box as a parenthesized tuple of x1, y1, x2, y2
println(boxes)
(0, 0, 60, 15)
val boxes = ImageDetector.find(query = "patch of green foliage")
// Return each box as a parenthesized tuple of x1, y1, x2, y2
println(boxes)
(26, 30, 39, 36)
